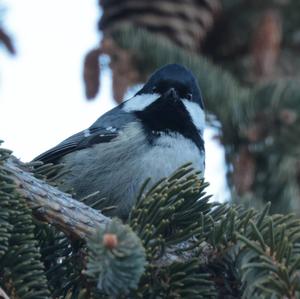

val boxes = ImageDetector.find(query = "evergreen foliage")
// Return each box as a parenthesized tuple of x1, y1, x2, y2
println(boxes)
(0, 144, 50, 299)
(2, 144, 300, 298)
(86, 219, 146, 296)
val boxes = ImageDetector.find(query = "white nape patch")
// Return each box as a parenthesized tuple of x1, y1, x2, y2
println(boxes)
(83, 129, 90, 137)
(182, 100, 205, 132)
(122, 93, 159, 112)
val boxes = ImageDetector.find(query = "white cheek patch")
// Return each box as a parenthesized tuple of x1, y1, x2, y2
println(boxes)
(182, 100, 205, 132)
(122, 93, 159, 112)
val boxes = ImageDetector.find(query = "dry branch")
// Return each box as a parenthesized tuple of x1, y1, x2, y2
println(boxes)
(2, 157, 111, 239)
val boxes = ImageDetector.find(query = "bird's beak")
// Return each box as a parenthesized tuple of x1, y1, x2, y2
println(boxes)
(164, 87, 179, 100)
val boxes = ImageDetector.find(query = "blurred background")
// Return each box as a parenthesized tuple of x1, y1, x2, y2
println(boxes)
(1, 0, 300, 214)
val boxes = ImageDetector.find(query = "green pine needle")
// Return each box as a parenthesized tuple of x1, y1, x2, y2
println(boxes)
(85, 218, 146, 297)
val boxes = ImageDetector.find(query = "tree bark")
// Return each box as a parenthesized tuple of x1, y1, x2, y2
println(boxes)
(2, 157, 111, 239)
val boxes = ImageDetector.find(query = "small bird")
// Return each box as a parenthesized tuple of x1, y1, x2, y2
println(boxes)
(34, 64, 205, 220)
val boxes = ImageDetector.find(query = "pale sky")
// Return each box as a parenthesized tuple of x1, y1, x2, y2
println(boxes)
(0, 0, 229, 201)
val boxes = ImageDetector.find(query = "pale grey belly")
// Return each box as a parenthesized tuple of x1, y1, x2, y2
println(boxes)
(59, 128, 204, 219)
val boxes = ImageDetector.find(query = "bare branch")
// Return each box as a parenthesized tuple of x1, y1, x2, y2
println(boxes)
(3, 157, 110, 239)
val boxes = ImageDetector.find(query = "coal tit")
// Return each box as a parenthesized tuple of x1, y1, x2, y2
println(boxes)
(34, 64, 205, 220)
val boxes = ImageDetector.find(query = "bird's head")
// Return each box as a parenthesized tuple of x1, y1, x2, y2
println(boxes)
(137, 64, 204, 109)
(122, 64, 205, 149)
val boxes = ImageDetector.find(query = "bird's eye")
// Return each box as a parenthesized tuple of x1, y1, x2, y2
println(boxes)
(186, 93, 192, 100)
(152, 86, 157, 93)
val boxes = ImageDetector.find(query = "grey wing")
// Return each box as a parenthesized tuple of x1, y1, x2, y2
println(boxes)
(33, 105, 137, 163)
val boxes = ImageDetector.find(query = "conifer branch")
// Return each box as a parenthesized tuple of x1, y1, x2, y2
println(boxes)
(1, 148, 204, 270)
(1, 154, 111, 239)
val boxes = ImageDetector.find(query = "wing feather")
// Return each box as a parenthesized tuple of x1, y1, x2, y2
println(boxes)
(33, 105, 137, 163)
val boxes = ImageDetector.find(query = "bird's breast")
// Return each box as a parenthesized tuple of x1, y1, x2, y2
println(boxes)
(59, 122, 205, 219)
